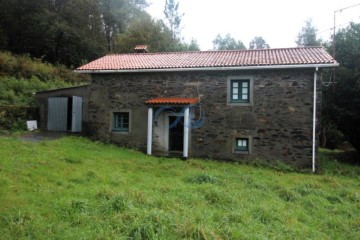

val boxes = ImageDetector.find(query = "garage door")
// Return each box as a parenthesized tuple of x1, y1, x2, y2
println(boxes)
(47, 97, 68, 131)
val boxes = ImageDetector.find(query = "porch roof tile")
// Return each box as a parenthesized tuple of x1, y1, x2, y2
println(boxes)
(145, 97, 199, 105)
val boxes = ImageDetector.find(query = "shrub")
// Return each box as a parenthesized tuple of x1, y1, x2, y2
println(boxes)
(0, 105, 39, 131)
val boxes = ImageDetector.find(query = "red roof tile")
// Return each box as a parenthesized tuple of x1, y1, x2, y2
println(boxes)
(145, 97, 199, 105)
(76, 47, 337, 71)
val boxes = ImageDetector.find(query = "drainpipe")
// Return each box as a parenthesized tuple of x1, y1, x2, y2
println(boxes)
(183, 106, 190, 159)
(147, 107, 153, 155)
(312, 67, 319, 173)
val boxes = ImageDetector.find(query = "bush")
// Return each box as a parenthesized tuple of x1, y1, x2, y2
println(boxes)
(0, 105, 39, 131)
(0, 52, 89, 84)
(0, 51, 90, 131)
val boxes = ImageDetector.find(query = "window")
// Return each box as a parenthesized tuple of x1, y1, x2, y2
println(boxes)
(227, 76, 253, 106)
(112, 112, 129, 132)
(231, 80, 250, 103)
(235, 138, 249, 152)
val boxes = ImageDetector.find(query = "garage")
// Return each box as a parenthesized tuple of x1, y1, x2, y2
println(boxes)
(36, 85, 89, 132)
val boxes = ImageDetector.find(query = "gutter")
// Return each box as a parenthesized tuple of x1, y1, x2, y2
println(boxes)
(75, 63, 339, 74)
(312, 67, 319, 173)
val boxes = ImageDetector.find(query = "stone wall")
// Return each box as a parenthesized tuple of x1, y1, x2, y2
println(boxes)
(88, 68, 321, 167)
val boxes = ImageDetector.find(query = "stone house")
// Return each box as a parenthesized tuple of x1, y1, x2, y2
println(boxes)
(73, 46, 338, 169)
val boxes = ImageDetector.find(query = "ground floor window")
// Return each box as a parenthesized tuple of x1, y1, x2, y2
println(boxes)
(112, 112, 130, 132)
(234, 137, 251, 154)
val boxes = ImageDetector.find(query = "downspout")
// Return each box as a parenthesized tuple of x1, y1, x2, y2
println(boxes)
(312, 67, 319, 173)
(147, 107, 153, 155)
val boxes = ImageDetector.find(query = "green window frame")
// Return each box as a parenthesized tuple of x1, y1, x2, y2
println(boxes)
(113, 112, 129, 132)
(230, 79, 250, 103)
(235, 138, 249, 152)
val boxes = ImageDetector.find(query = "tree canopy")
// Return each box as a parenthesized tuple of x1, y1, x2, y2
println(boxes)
(296, 19, 322, 47)
(249, 36, 270, 49)
(0, 0, 200, 67)
(322, 22, 360, 158)
(212, 34, 246, 50)
(163, 0, 183, 40)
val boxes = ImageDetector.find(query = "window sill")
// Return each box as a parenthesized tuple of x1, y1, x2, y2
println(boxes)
(111, 130, 130, 134)
(227, 102, 253, 107)
(233, 150, 250, 155)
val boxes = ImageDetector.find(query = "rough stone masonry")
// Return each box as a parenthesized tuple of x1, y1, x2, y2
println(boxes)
(88, 68, 321, 168)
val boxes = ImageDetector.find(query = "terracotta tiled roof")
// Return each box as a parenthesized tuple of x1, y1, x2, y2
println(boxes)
(76, 47, 337, 72)
(145, 97, 199, 105)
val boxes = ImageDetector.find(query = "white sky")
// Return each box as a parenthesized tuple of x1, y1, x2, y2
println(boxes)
(146, 0, 360, 50)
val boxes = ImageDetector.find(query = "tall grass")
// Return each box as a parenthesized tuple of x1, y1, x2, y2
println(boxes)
(0, 136, 359, 239)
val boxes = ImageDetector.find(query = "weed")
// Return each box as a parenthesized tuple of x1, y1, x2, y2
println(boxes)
(96, 189, 115, 200)
(252, 207, 278, 224)
(277, 188, 299, 202)
(102, 194, 131, 214)
(201, 188, 233, 205)
(186, 173, 220, 184)
(85, 170, 97, 180)
(71, 200, 87, 213)
(61, 157, 82, 164)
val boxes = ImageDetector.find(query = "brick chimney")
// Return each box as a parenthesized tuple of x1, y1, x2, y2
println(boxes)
(134, 45, 149, 53)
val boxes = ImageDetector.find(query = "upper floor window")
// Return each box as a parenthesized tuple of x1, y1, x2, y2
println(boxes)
(227, 76, 253, 106)
(231, 79, 250, 103)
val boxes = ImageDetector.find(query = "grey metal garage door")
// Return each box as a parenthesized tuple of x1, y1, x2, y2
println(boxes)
(47, 97, 68, 131)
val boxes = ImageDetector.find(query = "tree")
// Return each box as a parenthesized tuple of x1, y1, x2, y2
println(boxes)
(47, 0, 107, 67)
(212, 34, 246, 50)
(114, 13, 175, 53)
(322, 22, 360, 159)
(0, 0, 108, 67)
(0, 0, 150, 66)
(249, 36, 270, 49)
(114, 13, 200, 53)
(296, 19, 322, 46)
(99, 0, 148, 52)
(163, 0, 183, 40)
(185, 38, 200, 51)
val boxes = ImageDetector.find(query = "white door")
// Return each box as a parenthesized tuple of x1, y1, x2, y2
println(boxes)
(71, 96, 83, 132)
(47, 97, 68, 131)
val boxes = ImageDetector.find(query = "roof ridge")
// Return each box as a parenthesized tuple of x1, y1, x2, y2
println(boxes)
(105, 46, 324, 56)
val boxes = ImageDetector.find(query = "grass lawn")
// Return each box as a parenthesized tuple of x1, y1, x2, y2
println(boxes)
(0, 135, 359, 239)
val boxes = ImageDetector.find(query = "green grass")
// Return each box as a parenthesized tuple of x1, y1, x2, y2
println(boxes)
(0, 136, 359, 239)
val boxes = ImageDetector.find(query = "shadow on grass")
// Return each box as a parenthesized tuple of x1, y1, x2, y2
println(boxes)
(318, 148, 360, 177)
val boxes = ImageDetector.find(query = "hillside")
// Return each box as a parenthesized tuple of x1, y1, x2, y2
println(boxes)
(0, 52, 90, 131)
(0, 51, 89, 106)
(0, 136, 359, 239)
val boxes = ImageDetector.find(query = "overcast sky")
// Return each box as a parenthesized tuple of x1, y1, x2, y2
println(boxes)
(147, 0, 360, 50)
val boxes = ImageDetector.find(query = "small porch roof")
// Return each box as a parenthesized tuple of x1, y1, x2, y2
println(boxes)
(145, 97, 199, 105)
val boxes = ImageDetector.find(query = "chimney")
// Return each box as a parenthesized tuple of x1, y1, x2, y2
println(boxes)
(134, 45, 149, 53)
